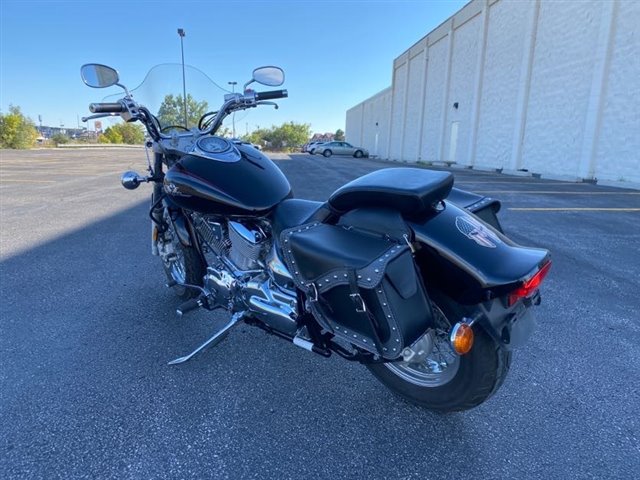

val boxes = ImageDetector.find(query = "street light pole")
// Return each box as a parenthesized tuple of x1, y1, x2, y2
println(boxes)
(178, 28, 187, 129)
(228, 81, 237, 138)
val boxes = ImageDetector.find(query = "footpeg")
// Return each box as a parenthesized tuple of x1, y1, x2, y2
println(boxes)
(168, 311, 245, 365)
(176, 297, 203, 317)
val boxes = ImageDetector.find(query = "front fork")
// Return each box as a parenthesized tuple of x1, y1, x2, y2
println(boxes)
(151, 152, 165, 256)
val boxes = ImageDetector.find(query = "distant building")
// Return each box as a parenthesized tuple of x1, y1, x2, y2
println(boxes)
(37, 126, 96, 139)
(310, 133, 334, 143)
(346, 0, 640, 184)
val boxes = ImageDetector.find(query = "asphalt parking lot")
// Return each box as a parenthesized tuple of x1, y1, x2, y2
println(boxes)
(1, 148, 639, 479)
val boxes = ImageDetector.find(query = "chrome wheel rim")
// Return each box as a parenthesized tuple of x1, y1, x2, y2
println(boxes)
(168, 247, 187, 284)
(384, 304, 460, 387)
(160, 221, 187, 285)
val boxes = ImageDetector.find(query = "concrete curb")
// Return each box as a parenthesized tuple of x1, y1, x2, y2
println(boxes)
(56, 144, 144, 149)
(371, 157, 640, 191)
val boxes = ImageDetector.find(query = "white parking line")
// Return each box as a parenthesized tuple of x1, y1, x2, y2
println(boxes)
(475, 191, 640, 195)
(508, 208, 640, 211)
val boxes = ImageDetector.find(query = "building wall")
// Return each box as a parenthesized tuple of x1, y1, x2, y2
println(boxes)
(346, 87, 391, 158)
(345, 104, 363, 147)
(520, 0, 601, 177)
(475, 0, 529, 170)
(595, 0, 640, 183)
(421, 35, 448, 163)
(346, 0, 640, 184)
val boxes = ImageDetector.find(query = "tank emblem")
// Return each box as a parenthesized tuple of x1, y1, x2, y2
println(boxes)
(164, 182, 191, 197)
(455, 215, 499, 249)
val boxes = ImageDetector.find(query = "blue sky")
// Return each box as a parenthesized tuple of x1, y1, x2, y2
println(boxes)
(1, 0, 467, 136)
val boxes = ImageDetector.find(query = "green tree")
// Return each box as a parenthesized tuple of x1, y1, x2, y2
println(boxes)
(117, 123, 145, 144)
(99, 127, 123, 144)
(98, 123, 144, 144)
(156, 94, 209, 129)
(243, 127, 270, 146)
(51, 133, 70, 144)
(334, 128, 345, 141)
(0, 105, 38, 149)
(243, 122, 311, 151)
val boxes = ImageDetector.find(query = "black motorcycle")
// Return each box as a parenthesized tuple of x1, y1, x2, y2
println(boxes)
(81, 63, 551, 412)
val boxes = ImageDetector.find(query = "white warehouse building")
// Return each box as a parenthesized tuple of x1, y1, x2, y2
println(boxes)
(346, 0, 640, 185)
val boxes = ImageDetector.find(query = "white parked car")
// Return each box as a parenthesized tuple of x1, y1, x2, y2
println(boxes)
(306, 141, 332, 154)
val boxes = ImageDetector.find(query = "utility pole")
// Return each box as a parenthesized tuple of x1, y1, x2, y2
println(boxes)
(178, 28, 187, 129)
(228, 81, 237, 137)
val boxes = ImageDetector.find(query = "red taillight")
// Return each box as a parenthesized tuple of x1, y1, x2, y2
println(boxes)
(508, 260, 552, 306)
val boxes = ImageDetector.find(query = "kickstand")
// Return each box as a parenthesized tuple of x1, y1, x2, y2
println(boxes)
(168, 311, 244, 365)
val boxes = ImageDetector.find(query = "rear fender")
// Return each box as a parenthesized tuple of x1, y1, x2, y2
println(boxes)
(409, 200, 549, 303)
(447, 187, 503, 232)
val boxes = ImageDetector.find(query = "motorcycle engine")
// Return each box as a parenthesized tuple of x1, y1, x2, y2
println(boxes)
(191, 213, 297, 334)
(192, 214, 266, 270)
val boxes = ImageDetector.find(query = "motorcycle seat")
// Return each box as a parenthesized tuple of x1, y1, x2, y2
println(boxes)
(328, 168, 454, 216)
(272, 198, 327, 237)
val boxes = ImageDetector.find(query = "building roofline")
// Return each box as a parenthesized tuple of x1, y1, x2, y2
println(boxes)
(347, 86, 392, 112)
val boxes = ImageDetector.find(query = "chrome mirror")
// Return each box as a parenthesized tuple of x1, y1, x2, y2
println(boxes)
(252, 66, 285, 87)
(81, 64, 120, 88)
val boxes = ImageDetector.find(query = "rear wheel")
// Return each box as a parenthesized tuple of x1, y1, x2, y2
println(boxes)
(323, 149, 332, 158)
(367, 294, 511, 412)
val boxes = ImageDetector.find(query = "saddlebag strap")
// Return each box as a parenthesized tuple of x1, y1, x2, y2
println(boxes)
(346, 269, 384, 354)
(305, 283, 336, 334)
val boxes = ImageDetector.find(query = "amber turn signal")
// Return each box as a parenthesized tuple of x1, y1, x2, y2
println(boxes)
(450, 322, 474, 355)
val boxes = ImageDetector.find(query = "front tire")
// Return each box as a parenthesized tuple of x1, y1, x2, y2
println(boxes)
(323, 149, 332, 158)
(158, 218, 206, 300)
(354, 150, 363, 158)
(162, 243, 205, 300)
(367, 296, 511, 412)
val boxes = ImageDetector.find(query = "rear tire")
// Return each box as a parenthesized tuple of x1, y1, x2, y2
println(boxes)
(367, 294, 511, 412)
(323, 149, 332, 158)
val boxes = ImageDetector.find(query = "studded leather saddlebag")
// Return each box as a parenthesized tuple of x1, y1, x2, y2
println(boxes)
(280, 222, 433, 359)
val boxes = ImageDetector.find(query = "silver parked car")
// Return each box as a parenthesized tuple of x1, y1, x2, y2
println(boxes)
(314, 141, 369, 158)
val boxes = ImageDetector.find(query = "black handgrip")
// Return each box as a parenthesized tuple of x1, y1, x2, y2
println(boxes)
(255, 89, 288, 101)
(89, 102, 126, 113)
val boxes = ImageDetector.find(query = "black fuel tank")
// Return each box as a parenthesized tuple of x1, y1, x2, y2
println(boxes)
(163, 138, 291, 215)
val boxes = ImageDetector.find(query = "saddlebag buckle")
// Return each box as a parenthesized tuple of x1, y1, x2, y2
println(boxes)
(307, 283, 319, 302)
(349, 293, 367, 313)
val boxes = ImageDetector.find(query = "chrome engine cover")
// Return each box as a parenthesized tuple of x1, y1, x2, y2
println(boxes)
(228, 221, 265, 270)
(244, 274, 297, 335)
(205, 266, 237, 309)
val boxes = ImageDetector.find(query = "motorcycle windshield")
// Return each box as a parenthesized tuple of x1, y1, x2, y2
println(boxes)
(104, 63, 229, 130)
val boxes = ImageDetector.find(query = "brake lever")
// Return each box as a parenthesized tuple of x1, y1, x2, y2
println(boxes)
(81, 113, 119, 122)
(255, 101, 278, 110)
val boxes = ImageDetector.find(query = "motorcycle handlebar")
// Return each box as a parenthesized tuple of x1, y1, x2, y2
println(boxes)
(255, 90, 288, 101)
(89, 102, 126, 113)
